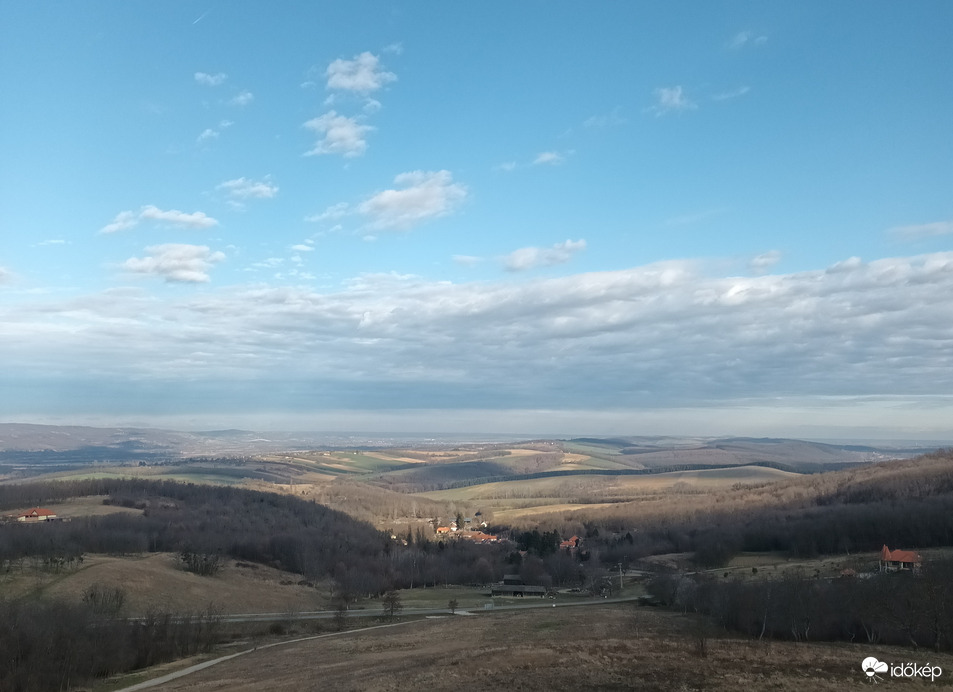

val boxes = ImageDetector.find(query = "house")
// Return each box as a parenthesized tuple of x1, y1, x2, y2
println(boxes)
(560, 535, 580, 552)
(436, 526, 452, 535)
(879, 545, 922, 573)
(459, 531, 499, 544)
(17, 508, 57, 522)
(491, 574, 547, 597)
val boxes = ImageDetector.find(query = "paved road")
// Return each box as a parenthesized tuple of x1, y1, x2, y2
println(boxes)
(219, 594, 641, 622)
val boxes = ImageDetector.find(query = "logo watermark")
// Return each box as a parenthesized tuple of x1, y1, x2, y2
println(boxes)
(862, 656, 942, 683)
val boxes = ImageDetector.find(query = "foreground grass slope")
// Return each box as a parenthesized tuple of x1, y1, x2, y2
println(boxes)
(119, 606, 953, 692)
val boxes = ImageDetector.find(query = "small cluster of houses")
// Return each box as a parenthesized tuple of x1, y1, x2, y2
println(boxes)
(434, 525, 501, 544)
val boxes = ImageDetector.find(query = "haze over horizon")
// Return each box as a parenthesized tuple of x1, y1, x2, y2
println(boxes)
(2, 3, 952, 439)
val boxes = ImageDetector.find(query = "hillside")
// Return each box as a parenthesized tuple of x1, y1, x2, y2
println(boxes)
(0, 553, 324, 616)
(111, 605, 953, 692)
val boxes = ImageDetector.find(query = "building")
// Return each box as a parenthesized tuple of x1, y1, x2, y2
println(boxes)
(560, 535, 580, 552)
(17, 508, 57, 522)
(879, 545, 922, 573)
(491, 574, 547, 597)
(458, 531, 499, 544)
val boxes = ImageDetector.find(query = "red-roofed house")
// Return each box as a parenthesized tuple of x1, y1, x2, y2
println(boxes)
(460, 531, 499, 544)
(879, 545, 922, 573)
(560, 535, 580, 553)
(17, 508, 57, 523)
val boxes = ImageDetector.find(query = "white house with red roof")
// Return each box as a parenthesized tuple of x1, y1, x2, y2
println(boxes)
(17, 507, 57, 522)
(879, 544, 922, 573)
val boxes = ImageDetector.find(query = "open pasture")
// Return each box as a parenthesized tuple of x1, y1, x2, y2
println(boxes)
(111, 604, 953, 692)
(1, 553, 328, 617)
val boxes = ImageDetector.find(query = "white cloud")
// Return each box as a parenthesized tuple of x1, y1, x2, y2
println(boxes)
(306, 202, 351, 223)
(303, 111, 373, 158)
(291, 244, 314, 252)
(100, 210, 139, 234)
(36, 239, 68, 246)
(359, 170, 467, 230)
(888, 220, 953, 240)
(325, 52, 396, 93)
(194, 72, 227, 86)
(749, 250, 782, 275)
(216, 177, 279, 200)
(249, 257, 284, 270)
(583, 108, 626, 129)
(504, 239, 587, 271)
(0, 266, 11, 284)
(197, 128, 219, 143)
(139, 206, 218, 229)
(728, 31, 768, 49)
(381, 42, 403, 55)
(533, 151, 564, 166)
(496, 161, 518, 172)
(121, 244, 225, 283)
(229, 90, 254, 107)
(649, 86, 696, 116)
(100, 206, 218, 233)
(197, 120, 233, 144)
(713, 86, 751, 101)
(453, 255, 482, 267)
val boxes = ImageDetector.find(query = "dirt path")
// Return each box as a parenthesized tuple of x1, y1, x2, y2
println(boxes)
(115, 620, 422, 692)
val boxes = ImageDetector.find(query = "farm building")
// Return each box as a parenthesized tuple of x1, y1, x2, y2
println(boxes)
(17, 508, 57, 522)
(491, 574, 547, 597)
(879, 545, 922, 573)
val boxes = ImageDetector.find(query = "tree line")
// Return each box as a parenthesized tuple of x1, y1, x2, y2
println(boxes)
(650, 559, 953, 652)
(0, 597, 222, 692)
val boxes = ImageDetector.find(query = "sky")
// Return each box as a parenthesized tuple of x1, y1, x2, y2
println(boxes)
(1, 2, 952, 439)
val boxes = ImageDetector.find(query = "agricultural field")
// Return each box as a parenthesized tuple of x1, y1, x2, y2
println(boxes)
(418, 464, 800, 520)
(3, 495, 144, 521)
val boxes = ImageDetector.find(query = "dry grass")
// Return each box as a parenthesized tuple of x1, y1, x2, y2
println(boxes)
(1, 553, 329, 616)
(110, 604, 953, 691)
(418, 466, 798, 522)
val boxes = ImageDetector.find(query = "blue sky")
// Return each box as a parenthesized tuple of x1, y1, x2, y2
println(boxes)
(2, 2, 952, 438)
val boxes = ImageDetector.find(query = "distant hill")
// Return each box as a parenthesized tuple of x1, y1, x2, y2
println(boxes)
(0, 423, 527, 460)
(565, 436, 930, 471)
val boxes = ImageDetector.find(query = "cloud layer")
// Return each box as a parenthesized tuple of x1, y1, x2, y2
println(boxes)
(5, 252, 952, 421)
